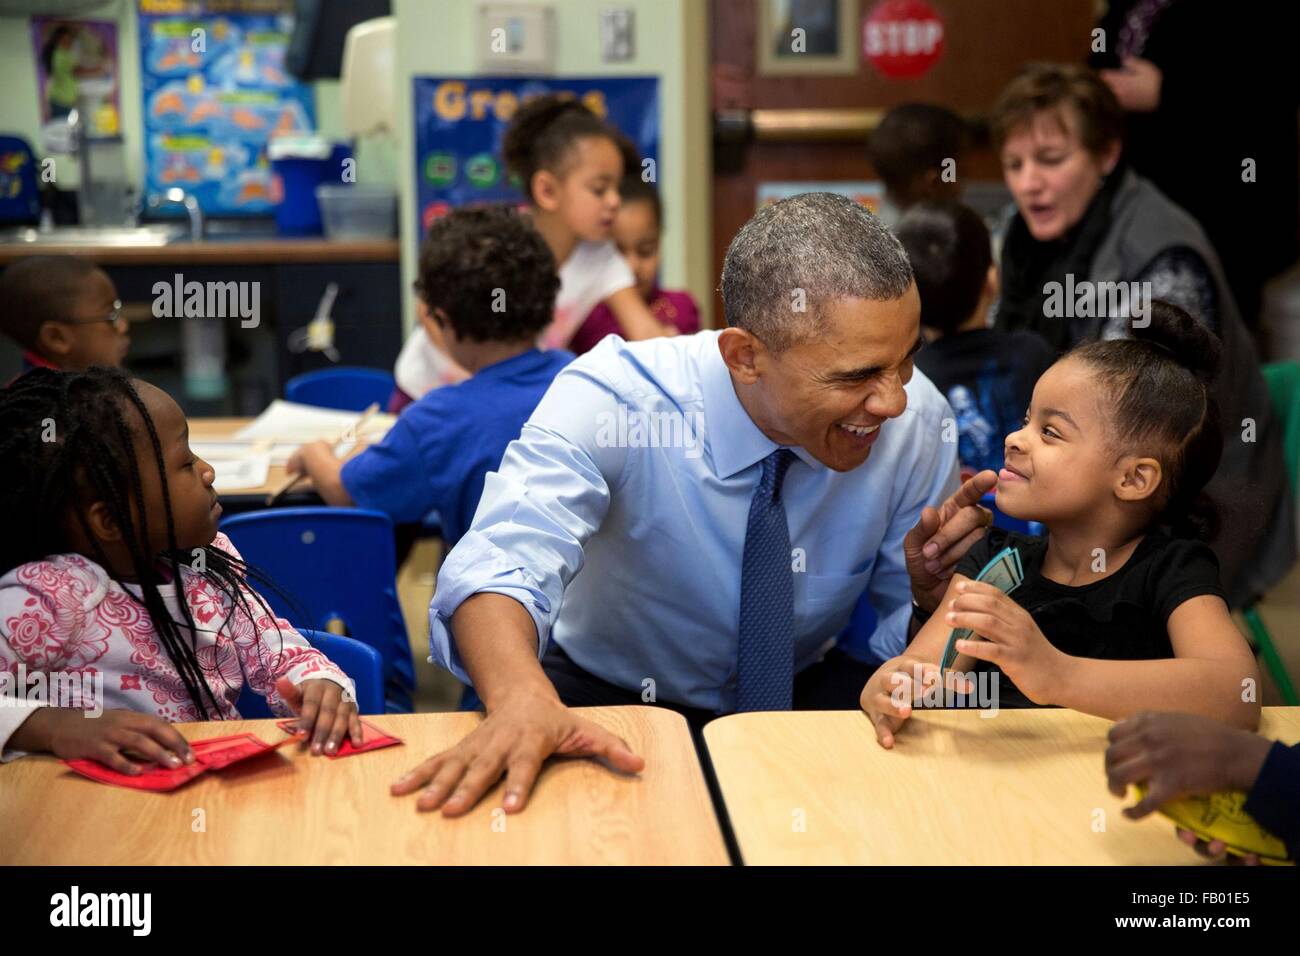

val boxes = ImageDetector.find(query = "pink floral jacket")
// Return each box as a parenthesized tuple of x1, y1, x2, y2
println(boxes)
(0, 533, 353, 759)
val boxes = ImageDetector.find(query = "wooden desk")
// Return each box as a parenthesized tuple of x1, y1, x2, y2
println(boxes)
(704, 707, 1300, 866)
(0, 708, 728, 866)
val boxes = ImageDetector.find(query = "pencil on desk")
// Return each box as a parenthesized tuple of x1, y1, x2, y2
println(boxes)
(264, 402, 381, 506)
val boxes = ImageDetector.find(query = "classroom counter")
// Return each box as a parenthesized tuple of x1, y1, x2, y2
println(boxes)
(0, 237, 399, 266)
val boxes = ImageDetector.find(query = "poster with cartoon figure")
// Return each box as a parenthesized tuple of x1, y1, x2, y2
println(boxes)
(30, 18, 121, 137)
(137, 0, 314, 216)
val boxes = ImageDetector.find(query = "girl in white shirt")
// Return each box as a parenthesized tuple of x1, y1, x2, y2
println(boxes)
(0, 367, 360, 771)
(393, 94, 676, 404)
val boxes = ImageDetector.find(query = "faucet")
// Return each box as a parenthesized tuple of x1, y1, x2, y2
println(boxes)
(147, 187, 205, 241)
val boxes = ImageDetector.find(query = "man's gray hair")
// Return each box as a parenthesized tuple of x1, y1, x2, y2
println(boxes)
(721, 192, 913, 351)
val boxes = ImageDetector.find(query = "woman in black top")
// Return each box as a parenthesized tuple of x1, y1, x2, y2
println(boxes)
(862, 302, 1259, 747)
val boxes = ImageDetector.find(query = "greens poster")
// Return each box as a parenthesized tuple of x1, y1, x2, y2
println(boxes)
(412, 76, 660, 233)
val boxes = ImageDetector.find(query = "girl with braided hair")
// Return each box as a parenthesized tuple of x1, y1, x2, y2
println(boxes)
(0, 367, 360, 772)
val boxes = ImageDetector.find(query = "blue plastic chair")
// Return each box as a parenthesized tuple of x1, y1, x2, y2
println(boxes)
(220, 507, 415, 713)
(285, 367, 396, 412)
(236, 629, 385, 718)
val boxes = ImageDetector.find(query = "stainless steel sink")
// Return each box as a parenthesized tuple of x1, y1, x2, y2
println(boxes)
(0, 224, 187, 246)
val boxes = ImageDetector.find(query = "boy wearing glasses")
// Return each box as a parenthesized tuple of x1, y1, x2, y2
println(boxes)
(0, 255, 129, 374)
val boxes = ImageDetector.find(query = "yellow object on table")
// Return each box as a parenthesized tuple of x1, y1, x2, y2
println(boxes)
(1134, 783, 1293, 865)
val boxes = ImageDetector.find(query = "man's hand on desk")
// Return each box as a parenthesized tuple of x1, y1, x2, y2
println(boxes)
(390, 691, 645, 816)
(904, 469, 996, 614)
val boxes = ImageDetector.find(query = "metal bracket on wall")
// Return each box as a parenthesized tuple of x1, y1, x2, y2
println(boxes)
(712, 108, 988, 174)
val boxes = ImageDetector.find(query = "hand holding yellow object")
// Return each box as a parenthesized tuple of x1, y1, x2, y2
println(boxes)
(1105, 711, 1293, 864)
(1132, 782, 1292, 864)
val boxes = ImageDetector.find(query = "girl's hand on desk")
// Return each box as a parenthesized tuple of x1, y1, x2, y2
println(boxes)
(946, 580, 1065, 704)
(276, 677, 362, 755)
(860, 655, 973, 749)
(18, 707, 194, 773)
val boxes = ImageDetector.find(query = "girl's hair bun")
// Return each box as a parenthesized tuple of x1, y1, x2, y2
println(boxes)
(1131, 299, 1222, 382)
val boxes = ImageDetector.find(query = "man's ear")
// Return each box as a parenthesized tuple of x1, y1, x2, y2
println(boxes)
(718, 327, 765, 385)
(37, 321, 73, 358)
(1114, 456, 1162, 503)
(83, 500, 124, 544)
(531, 170, 562, 212)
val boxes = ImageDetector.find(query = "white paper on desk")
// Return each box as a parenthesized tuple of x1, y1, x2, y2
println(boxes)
(211, 455, 271, 491)
(233, 400, 395, 444)
(191, 440, 302, 465)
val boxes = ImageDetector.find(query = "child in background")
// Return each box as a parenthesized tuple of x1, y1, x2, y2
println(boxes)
(569, 176, 700, 355)
(390, 94, 676, 407)
(0, 368, 360, 768)
(868, 103, 967, 228)
(0, 256, 129, 376)
(862, 302, 1260, 743)
(896, 200, 1054, 478)
(287, 205, 572, 548)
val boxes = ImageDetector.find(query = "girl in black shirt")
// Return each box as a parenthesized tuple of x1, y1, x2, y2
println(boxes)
(863, 301, 1261, 746)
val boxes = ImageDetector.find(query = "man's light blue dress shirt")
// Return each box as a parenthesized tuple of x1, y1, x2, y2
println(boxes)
(429, 331, 958, 713)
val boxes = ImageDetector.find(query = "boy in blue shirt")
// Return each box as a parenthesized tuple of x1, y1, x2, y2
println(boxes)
(287, 205, 571, 545)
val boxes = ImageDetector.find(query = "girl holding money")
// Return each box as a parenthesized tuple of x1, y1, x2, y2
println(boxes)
(861, 301, 1260, 746)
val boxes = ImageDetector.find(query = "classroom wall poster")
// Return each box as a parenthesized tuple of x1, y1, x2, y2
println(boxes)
(136, 0, 315, 216)
(412, 76, 660, 234)
(30, 17, 121, 137)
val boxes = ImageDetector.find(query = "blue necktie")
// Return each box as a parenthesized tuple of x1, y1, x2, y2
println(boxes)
(737, 448, 798, 712)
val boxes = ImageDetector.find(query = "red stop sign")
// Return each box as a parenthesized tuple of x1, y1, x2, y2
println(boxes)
(863, 0, 945, 80)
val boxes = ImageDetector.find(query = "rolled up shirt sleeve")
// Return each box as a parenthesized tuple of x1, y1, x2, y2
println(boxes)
(428, 359, 627, 684)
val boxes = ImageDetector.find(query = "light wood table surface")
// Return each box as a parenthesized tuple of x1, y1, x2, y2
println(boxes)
(0, 707, 728, 866)
(704, 706, 1300, 866)
(190, 416, 301, 499)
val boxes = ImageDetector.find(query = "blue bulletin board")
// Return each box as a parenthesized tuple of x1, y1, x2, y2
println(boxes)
(411, 76, 660, 234)
(136, 0, 315, 216)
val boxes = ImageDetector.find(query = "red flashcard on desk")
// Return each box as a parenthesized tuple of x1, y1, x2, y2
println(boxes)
(65, 756, 208, 792)
(276, 718, 402, 758)
(64, 732, 293, 790)
(189, 732, 295, 771)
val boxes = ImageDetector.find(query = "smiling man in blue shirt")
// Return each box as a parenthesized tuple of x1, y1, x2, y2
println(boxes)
(392, 192, 998, 816)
